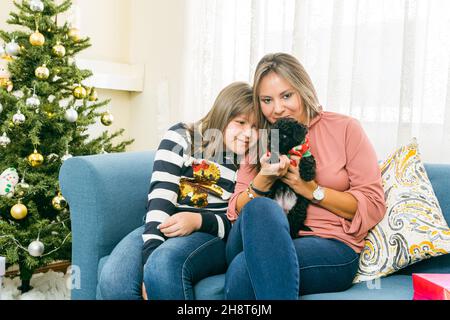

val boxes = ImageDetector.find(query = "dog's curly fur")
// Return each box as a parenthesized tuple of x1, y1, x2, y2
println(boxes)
(269, 117, 316, 238)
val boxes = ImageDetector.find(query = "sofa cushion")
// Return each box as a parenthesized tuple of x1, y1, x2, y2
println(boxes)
(194, 274, 226, 300)
(396, 164, 450, 275)
(354, 140, 450, 283)
(301, 275, 413, 300)
(425, 164, 450, 226)
(194, 274, 415, 300)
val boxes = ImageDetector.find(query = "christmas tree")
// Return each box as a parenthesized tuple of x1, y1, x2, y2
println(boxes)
(0, 0, 134, 292)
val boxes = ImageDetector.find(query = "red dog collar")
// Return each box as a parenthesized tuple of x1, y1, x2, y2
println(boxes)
(288, 135, 312, 158)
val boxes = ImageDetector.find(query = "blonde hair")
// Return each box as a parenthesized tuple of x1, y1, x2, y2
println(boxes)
(187, 82, 253, 161)
(253, 53, 322, 130)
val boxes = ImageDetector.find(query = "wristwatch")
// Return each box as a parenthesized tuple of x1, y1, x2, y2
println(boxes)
(311, 184, 325, 204)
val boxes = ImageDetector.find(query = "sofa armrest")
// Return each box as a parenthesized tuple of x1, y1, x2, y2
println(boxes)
(59, 150, 155, 299)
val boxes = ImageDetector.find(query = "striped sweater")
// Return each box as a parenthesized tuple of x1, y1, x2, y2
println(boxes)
(142, 123, 238, 266)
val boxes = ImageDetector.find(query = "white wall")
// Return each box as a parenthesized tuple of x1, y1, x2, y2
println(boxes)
(128, 0, 187, 151)
(0, 2, 15, 34)
(76, 0, 133, 148)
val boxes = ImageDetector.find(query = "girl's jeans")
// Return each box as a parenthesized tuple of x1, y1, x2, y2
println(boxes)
(144, 232, 227, 300)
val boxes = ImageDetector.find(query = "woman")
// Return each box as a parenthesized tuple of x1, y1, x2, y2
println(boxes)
(142, 81, 257, 300)
(224, 53, 386, 299)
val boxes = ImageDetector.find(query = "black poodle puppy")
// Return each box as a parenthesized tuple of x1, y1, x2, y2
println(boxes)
(268, 117, 316, 238)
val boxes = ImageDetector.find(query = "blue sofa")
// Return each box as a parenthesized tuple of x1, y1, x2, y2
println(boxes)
(59, 151, 450, 300)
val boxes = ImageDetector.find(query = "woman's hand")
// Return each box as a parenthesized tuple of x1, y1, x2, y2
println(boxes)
(280, 155, 317, 200)
(142, 283, 148, 300)
(259, 152, 291, 180)
(235, 152, 291, 214)
(158, 212, 202, 238)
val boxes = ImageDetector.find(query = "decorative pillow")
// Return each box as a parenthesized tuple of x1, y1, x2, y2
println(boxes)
(353, 138, 450, 283)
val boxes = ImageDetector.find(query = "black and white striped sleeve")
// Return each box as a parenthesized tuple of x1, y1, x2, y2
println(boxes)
(198, 211, 232, 241)
(142, 124, 189, 266)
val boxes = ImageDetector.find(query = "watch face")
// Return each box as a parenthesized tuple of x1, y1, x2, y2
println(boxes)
(313, 187, 324, 201)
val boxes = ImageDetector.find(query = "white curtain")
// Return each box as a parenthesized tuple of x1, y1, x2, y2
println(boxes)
(179, 0, 450, 163)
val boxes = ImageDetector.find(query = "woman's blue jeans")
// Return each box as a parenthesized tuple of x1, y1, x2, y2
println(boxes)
(225, 198, 360, 300)
(143, 232, 227, 300)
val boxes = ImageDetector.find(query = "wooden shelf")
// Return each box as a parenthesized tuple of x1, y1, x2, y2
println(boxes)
(5, 260, 71, 277)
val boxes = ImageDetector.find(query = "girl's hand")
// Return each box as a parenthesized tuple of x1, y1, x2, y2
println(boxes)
(158, 212, 202, 238)
(280, 156, 316, 199)
(259, 152, 291, 180)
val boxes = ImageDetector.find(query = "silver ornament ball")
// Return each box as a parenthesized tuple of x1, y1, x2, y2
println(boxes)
(0, 102, 3, 114)
(28, 240, 45, 257)
(30, 0, 44, 12)
(0, 132, 11, 147)
(64, 108, 78, 123)
(12, 90, 24, 99)
(26, 95, 40, 108)
(13, 111, 25, 125)
(5, 41, 20, 56)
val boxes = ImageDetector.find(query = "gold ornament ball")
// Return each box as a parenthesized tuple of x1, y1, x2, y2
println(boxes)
(30, 31, 45, 46)
(52, 44, 66, 57)
(89, 88, 98, 101)
(73, 86, 87, 99)
(0, 78, 13, 92)
(15, 182, 30, 198)
(28, 149, 44, 167)
(68, 28, 81, 42)
(52, 194, 67, 211)
(35, 65, 50, 80)
(11, 203, 28, 220)
(101, 112, 114, 126)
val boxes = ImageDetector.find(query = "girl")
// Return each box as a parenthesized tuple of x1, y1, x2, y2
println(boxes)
(142, 81, 257, 299)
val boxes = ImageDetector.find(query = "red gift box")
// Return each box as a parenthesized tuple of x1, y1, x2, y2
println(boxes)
(412, 273, 450, 300)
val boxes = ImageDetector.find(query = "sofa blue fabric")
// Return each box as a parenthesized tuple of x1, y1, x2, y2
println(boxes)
(59, 151, 450, 300)
(193, 273, 415, 300)
(59, 151, 154, 300)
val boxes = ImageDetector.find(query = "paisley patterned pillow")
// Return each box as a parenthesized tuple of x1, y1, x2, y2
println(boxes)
(353, 139, 450, 283)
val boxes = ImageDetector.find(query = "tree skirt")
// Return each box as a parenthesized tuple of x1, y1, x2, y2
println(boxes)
(1, 270, 70, 300)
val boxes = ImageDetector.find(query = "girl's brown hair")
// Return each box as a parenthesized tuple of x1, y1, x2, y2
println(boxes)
(186, 82, 253, 161)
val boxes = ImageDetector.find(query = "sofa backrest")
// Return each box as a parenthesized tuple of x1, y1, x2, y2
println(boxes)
(425, 164, 450, 225)
(397, 163, 450, 275)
